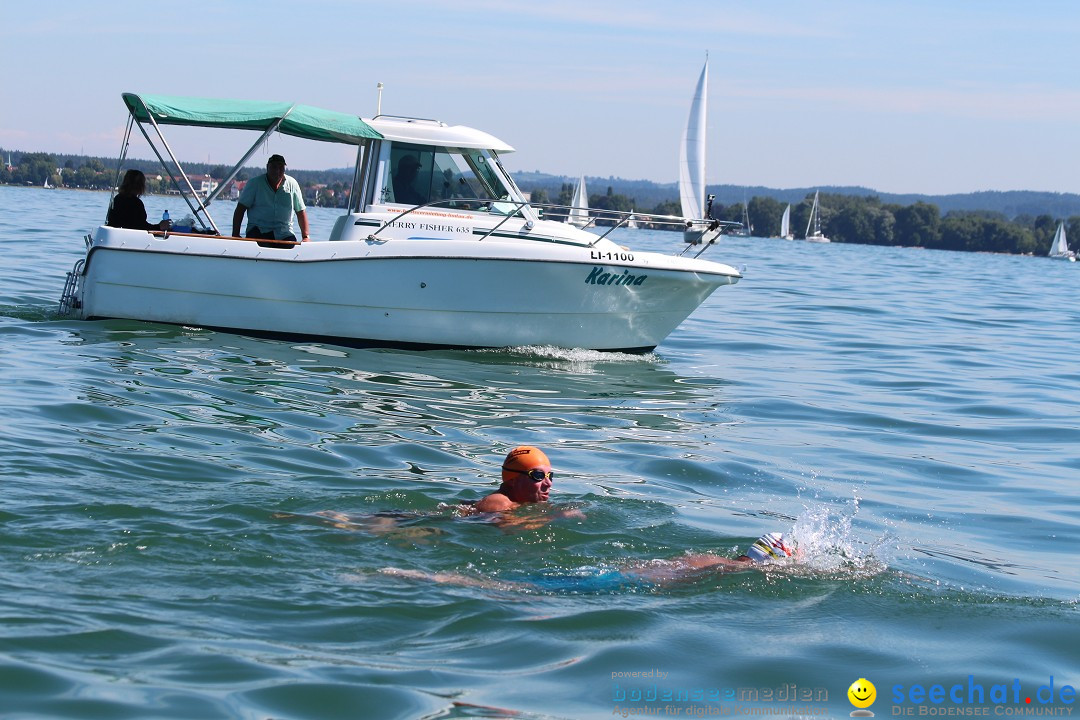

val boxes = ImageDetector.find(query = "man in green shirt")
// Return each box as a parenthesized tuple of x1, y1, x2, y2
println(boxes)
(232, 154, 310, 242)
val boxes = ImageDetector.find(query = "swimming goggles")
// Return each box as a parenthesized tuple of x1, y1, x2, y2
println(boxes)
(503, 468, 554, 482)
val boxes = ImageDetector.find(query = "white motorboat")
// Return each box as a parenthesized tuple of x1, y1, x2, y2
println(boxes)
(803, 190, 830, 243)
(1048, 221, 1076, 261)
(58, 93, 741, 352)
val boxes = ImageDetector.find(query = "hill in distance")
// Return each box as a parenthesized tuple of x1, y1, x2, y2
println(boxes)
(511, 170, 1080, 219)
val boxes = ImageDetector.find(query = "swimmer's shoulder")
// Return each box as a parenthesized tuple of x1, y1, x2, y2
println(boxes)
(474, 492, 518, 513)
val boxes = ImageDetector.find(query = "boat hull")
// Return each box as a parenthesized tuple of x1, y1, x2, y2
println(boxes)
(74, 229, 740, 352)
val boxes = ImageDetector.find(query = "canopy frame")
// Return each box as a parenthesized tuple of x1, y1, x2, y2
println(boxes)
(112, 93, 382, 235)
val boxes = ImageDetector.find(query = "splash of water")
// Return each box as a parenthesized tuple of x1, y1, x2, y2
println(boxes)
(785, 498, 891, 578)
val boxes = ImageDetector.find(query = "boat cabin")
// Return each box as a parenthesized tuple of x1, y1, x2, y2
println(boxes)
(359, 117, 521, 211)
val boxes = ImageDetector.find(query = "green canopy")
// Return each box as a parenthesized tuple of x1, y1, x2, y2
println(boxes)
(122, 93, 382, 144)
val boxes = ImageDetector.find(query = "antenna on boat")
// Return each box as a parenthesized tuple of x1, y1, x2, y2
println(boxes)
(376, 82, 384, 116)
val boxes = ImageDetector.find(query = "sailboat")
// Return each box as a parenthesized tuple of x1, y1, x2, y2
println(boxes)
(678, 56, 739, 245)
(779, 204, 793, 240)
(803, 191, 830, 243)
(566, 174, 590, 228)
(1048, 220, 1076, 261)
(43, 175, 54, 189)
(679, 57, 712, 244)
(626, 209, 639, 229)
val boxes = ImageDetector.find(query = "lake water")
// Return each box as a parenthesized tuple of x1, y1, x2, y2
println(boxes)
(1, 185, 1078, 719)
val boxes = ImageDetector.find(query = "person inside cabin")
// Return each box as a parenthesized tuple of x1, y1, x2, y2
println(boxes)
(392, 154, 426, 206)
(107, 170, 171, 232)
(231, 154, 310, 242)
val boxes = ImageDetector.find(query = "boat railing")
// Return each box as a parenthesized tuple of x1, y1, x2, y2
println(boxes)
(529, 203, 741, 245)
(149, 229, 300, 247)
(363, 198, 740, 248)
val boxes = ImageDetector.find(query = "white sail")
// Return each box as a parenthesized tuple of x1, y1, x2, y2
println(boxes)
(567, 174, 589, 227)
(1049, 221, 1075, 260)
(1050, 221, 1069, 257)
(679, 58, 708, 220)
(627, 209, 639, 229)
(780, 204, 791, 239)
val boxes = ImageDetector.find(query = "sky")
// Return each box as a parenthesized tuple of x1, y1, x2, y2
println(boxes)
(3, 0, 1080, 195)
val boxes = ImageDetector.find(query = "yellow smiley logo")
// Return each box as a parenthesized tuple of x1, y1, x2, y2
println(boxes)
(847, 678, 876, 709)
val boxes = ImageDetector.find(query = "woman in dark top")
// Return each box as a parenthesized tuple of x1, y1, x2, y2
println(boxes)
(107, 170, 170, 231)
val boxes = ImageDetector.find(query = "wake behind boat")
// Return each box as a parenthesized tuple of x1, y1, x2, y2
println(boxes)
(58, 93, 742, 352)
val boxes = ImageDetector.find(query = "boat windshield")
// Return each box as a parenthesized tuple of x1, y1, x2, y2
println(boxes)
(381, 142, 521, 215)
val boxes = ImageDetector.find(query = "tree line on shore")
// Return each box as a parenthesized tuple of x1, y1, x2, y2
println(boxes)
(3, 149, 1073, 256)
(529, 181, 1074, 256)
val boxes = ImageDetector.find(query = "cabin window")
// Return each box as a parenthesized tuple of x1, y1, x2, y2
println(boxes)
(379, 142, 517, 214)
(382, 143, 435, 206)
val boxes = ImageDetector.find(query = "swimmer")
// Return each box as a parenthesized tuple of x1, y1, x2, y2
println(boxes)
(475, 445, 554, 511)
(272, 445, 583, 535)
(380, 531, 798, 592)
(465, 445, 586, 529)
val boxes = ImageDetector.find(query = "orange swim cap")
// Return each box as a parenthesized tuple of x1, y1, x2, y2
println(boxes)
(501, 446, 551, 483)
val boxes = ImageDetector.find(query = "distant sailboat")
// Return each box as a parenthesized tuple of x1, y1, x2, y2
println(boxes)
(803, 191, 830, 243)
(679, 57, 710, 243)
(779, 204, 793, 240)
(726, 202, 751, 237)
(567, 174, 590, 228)
(1048, 220, 1076, 261)
(627, 209, 639, 229)
(43, 175, 54, 189)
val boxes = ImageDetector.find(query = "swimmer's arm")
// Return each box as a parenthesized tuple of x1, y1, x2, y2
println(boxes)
(272, 510, 369, 531)
(624, 554, 753, 584)
(472, 492, 550, 527)
(490, 505, 586, 531)
(272, 510, 407, 535)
